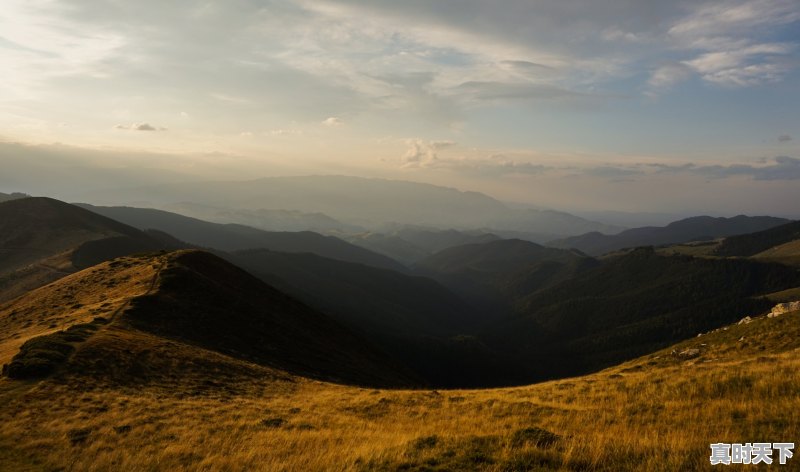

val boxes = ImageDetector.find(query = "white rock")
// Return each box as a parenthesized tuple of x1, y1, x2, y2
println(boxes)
(769, 301, 800, 318)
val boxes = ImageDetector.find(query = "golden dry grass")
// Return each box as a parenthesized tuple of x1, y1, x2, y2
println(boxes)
(1, 307, 798, 471)
(0, 254, 163, 367)
(1, 252, 798, 471)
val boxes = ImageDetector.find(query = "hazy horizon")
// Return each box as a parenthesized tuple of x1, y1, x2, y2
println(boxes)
(2, 0, 799, 216)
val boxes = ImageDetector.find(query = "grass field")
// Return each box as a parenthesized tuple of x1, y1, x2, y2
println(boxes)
(1, 301, 798, 471)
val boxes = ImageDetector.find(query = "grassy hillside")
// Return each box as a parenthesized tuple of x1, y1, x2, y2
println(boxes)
(79, 204, 405, 271)
(1, 287, 798, 470)
(550, 215, 789, 256)
(714, 220, 800, 257)
(415, 239, 596, 310)
(1, 251, 415, 387)
(229, 249, 480, 337)
(0, 198, 175, 302)
(227, 249, 518, 387)
(481, 248, 800, 381)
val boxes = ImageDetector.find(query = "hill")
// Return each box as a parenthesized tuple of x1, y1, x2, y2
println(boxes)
(344, 228, 501, 264)
(550, 215, 789, 256)
(714, 220, 800, 258)
(0, 250, 415, 388)
(415, 239, 596, 310)
(76, 175, 619, 235)
(160, 202, 356, 232)
(0, 192, 29, 203)
(483, 248, 800, 381)
(77, 204, 404, 271)
(0, 198, 176, 302)
(1, 277, 797, 470)
(228, 250, 479, 337)
(226, 249, 515, 387)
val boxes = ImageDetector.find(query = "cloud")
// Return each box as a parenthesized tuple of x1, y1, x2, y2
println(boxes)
(398, 141, 549, 176)
(684, 43, 794, 87)
(401, 139, 455, 167)
(667, 1, 799, 87)
(778, 135, 792, 142)
(652, 156, 800, 181)
(584, 166, 645, 179)
(668, 0, 800, 40)
(322, 117, 343, 127)
(456, 81, 582, 101)
(114, 123, 164, 131)
(647, 62, 693, 91)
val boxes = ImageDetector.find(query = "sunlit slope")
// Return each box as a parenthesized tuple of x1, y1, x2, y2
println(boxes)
(0, 255, 160, 367)
(1, 281, 798, 470)
(0, 198, 173, 302)
(714, 220, 800, 258)
(1, 250, 416, 388)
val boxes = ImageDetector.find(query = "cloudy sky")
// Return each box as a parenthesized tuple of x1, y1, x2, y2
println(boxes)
(1, 0, 799, 214)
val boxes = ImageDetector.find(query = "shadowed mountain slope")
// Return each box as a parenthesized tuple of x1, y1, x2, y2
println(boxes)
(226, 249, 519, 387)
(483, 248, 800, 381)
(345, 228, 501, 264)
(415, 239, 597, 310)
(549, 215, 789, 256)
(228, 249, 480, 337)
(1, 251, 417, 388)
(78, 204, 404, 271)
(0, 198, 176, 302)
(713, 220, 800, 258)
(0, 192, 28, 203)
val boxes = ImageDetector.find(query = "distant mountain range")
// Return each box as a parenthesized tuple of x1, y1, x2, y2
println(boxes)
(549, 215, 790, 256)
(343, 228, 501, 264)
(414, 239, 595, 311)
(160, 202, 357, 232)
(482, 247, 800, 381)
(77, 204, 404, 272)
(713, 220, 800, 258)
(4, 196, 800, 388)
(76, 175, 622, 236)
(0, 197, 175, 302)
(0, 192, 29, 203)
(0, 250, 416, 387)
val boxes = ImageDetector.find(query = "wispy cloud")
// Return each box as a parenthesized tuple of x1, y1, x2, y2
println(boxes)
(114, 123, 165, 131)
(652, 156, 800, 181)
(322, 116, 343, 127)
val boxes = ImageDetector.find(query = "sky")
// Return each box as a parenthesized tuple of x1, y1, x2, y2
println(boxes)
(1, 0, 799, 215)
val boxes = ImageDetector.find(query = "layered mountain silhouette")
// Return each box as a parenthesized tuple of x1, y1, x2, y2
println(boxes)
(415, 239, 596, 310)
(0, 192, 28, 203)
(482, 247, 800, 381)
(344, 228, 501, 264)
(76, 175, 620, 235)
(3, 196, 800, 389)
(549, 215, 789, 256)
(1, 250, 416, 387)
(714, 220, 800, 258)
(0, 198, 177, 302)
(78, 204, 404, 271)
(160, 202, 356, 232)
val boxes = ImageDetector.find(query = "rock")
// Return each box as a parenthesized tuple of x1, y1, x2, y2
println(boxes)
(768, 301, 800, 318)
(738, 316, 752, 325)
(678, 348, 700, 359)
